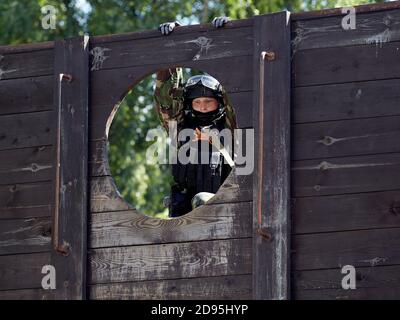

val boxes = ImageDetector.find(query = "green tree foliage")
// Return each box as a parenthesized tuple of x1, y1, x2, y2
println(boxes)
(0, 0, 385, 218)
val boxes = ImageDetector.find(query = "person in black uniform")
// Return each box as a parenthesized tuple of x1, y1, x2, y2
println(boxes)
(157, 17, 235, 217)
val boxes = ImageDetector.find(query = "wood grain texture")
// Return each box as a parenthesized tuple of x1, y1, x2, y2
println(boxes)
(51, 36, 89, 300)
(0, 182, 52, 219)
(90, 170, 252, 213)
(293, 115, 400, 160)
(294, 265, 400, 290)
(0, 111, 53, 151)
(0, 217, 51, 255)
(89, 27, 253, 71)
(293, 190, 400, 234)
(293, 40, 400, 87)
(292, 1, 400, 21)
(293, 227, 400, 271)
(292, 152, 400, 197)
(0, 146, 53, 185)
(292, 9, 400, 52)
(91, 18, 252, 45)
(90, 201, 252, 248)
(294, 265, 400, 300)
(293, 79, 400, 123)
(89, 238, 252, 284)
(90, 275, 251, 300)
(0, 288, 55, 300)
(252, 11, 291, 300)
(0, 49, 53, 80)
(0, 76, 53, 115)
(0, 252, 51, 290)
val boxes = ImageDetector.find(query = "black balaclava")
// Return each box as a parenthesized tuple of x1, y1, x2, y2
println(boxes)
(184, 83, 226, 127)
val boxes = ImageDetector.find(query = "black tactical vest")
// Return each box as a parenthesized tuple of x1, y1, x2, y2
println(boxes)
(170, 115, 232, 215)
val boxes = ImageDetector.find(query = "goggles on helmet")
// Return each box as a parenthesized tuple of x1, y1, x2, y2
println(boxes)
(185, 75, 221, 92)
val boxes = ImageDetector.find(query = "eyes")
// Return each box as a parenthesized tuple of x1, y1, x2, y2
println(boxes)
(192, 98, 217, 106)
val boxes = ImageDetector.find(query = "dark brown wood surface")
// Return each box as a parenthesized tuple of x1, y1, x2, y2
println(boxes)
(0, 252, 51, 291)
(293, 78, 400, 123)
(90, 201, 252, 248)
(293, 115, 400, 160)
(252, 11, 291, 300)
(89, 238, 251, 284)
(0, 76, 53, 115)
(0, 111, 53, 151)
(292, 152, 400, 197)
(90, 274, 251, 300)
(0, 181, 52, 219)
(293, 190, 400, 234)
(294, 264, 400, 300)
(292, 8, 400, 51)
(293, 40, 400, 87)
(0, 49, 53, 80)
(0, 217, 51, 255)
(50, 36, 89, 300)
(0, 146, 53, 184)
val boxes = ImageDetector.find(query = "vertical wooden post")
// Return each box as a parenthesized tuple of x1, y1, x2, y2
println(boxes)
(252, 11, 291, 300)
(52, 36, 89, 299)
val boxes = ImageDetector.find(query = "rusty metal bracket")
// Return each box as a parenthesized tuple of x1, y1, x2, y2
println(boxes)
(257, 51, 275, 240)
(52, 73, 73, 256)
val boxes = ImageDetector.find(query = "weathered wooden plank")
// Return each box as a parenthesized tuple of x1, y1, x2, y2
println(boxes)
(90, 175, 133, 213)
(89, 238, 252, 284)
(0, 206, 51, 220)
(90, 170, 252, 213)
(90, 274, 252, 300)
(0, 217, 51, 255)
(0, 182, 52, 219)
(293, 40, 400, 87)
(294, 264, 400, 299)
(293, 79, 400, 123)
(296, 286, 400, 300)
(252, 12, 291, 300)
(293, 190, 400, 234)
(294, 265, 400, 292)
(0, 111, 53, 151)
(292, 9, 400, 52)
(0, 146, 53, 184)
(90, 201, 252, 248)
(293, 115, 400, 160)
(0, 252, 51, 290)
(0, 49, 53, 80)
(292, 1, 400, 21)
(0, 76, 53, 115)
(90, 55, 253, 110)
(90, 91, 253, 141)
(91, 18, 252, 45)
(292, 153, 400, 197)
(51, 36, 89, 300)
(0, 288, 55, 300)
(0, 41, 53, 54)
(89, 27, 253, 71)
(293, 228, 400, 271)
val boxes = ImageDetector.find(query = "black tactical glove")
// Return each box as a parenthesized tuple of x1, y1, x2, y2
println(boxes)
(158, 21, 182, 35)
(212, 16, 230, 28)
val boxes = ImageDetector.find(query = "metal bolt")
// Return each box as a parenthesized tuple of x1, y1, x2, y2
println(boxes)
(261, 51, 276, 61)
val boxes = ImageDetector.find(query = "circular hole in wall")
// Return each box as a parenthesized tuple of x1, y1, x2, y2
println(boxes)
(107, 67, 237, 219)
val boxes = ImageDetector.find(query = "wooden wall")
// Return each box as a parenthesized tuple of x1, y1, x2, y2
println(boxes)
(87, 19, 254, 300)
(291, 5, 400, 299)
(1, 1, 400, 300)
(0, 43, 55, 299)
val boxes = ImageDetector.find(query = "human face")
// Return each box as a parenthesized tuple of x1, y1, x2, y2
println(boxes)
(192, 97, 218, 113)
